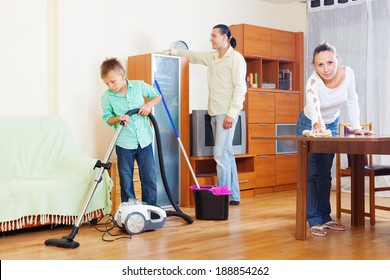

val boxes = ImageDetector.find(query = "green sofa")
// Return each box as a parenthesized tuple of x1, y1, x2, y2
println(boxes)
(0, 116, 113, 232)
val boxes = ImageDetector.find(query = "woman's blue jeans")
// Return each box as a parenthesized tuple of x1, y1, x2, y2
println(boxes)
(116, 143, 157, 205)
(296, 111, 339, 227)
(210, 114, 240, 202)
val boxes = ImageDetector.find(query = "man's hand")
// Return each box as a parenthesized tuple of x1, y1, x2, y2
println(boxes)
(223, 116, 235, 129)
(156, 49, 172, 55)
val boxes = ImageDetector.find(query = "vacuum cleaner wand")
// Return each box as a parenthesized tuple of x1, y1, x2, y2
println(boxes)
(44, 111, 135, 249)
(45, 107, 193, 249)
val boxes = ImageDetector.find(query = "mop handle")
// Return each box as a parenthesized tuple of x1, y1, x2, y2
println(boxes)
(154, 80, 200, 188)
(154, 80, 180, 138)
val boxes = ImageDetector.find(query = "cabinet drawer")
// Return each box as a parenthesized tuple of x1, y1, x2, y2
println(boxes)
(275, 92, 300, 123)
(248, 123, 275, 155)
(254, 155, 275, 187)
(275, 154, 297, 185)
(238, 172, 256, 190)
(248, 91, 275, 123)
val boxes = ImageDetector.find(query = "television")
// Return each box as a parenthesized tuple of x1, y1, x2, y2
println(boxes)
(190, 110, 246, 156)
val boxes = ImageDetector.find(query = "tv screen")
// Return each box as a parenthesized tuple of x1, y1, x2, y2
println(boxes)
(191, 110, 246, 156)
(204, 114, 242, 146)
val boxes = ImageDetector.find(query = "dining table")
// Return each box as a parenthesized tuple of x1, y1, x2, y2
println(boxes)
(252, 134, 390, 240)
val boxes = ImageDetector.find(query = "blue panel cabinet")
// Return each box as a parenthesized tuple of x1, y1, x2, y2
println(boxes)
(127, 53, 190, 206)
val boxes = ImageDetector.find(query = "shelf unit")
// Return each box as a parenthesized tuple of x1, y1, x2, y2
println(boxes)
(125, 53, 191, 206)
(230, 23, 304, 193)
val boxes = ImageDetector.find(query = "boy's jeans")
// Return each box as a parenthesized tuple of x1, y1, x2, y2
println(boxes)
(116, 143, 157, 205)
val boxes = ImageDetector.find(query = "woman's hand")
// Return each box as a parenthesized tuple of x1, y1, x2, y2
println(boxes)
(312, 123, 326, 134)
(354, 128, 376, 135)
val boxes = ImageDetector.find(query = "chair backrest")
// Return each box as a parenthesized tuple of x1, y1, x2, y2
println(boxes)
(338, 122, 373, 167)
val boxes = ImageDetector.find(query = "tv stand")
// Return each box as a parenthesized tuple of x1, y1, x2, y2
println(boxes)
(188, 154, 255, 204)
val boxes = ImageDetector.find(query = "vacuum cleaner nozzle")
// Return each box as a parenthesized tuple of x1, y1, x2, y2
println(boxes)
(45, 226, 80, 249)
(44, 236, 80, 249)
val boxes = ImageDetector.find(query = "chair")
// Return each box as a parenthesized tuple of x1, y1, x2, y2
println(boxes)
(335, 122, 390, 225)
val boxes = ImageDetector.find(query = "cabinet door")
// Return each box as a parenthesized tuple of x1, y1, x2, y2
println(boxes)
(271, 30, 296, 60)
(248, 123, 275, 155)
(243, 25, 271, 57)
(247, 91, 275, 123)
(275, 154, 297, 185)
(254, 155, 275, 188)
(275, 92, 300, 123)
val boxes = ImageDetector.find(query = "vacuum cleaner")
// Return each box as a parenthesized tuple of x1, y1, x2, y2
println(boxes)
(114, 198, 167, 235)
(45, 108, 193, 249)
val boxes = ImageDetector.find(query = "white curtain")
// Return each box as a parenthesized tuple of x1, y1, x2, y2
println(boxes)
(307, 0, 390, 194)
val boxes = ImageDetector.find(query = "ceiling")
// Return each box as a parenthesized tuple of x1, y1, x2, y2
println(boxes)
(261, 0, 303, 4)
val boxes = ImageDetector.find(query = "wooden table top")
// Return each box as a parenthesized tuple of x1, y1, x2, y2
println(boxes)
(251, 134, 390, 142)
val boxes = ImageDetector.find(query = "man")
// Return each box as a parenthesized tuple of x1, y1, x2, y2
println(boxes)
(163, 24, 247, 205)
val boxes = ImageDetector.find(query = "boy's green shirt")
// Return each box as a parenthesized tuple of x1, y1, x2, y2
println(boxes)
(101, 79, 160, 149)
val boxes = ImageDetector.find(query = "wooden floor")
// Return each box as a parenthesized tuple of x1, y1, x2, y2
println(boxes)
(1, 190, 390, 260)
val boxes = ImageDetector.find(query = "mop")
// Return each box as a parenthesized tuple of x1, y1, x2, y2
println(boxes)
(154, 80, 231, 221)
(154, 80, 200, 188)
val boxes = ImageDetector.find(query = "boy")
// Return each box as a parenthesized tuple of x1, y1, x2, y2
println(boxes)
(100, 57, 161, 205)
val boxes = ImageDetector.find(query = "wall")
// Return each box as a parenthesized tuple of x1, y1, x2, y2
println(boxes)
(0, 0, 306, 159)
(0, 0, 49, 115)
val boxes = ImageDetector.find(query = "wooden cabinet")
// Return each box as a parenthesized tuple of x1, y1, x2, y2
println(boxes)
(275, 92, 300, 123)
(231, 23, 303, 194)
(233, 24, 271, 57)
(254, 155, 276, 188)
(271, 29, 296, 60)
(275, 154, 298, 185)
(231, 24, 303, 92)
(126, 53, 191, 206)
(248, 123, 275, 155)
(246, 90, 299, 192)
(247, 91, 275, 123)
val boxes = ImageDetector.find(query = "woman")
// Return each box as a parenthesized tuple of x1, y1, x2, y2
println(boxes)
(296, 42, 374, 237)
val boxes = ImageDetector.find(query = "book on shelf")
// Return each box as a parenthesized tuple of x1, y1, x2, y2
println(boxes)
(261, 82, 276, 89)
(279, 69, 292, 90)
